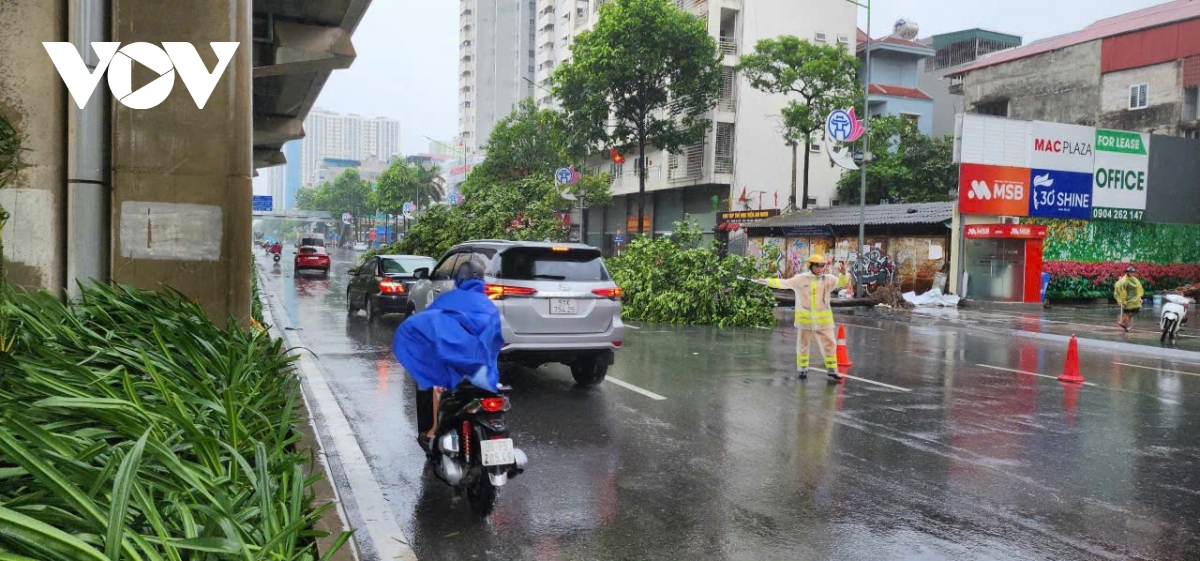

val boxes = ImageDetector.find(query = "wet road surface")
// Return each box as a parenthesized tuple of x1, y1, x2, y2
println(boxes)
(258, 248, 1200, 561)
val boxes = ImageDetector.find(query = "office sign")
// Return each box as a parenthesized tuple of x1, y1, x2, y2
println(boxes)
(251, 195, 273, 212)
(717, 209, 780, 224)
(964, 224, 1047, 239)
(1091, 129, 1149, 221)
(1028, 169, 1093, 219)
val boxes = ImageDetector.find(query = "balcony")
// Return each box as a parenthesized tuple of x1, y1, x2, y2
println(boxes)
(609, 162, 664, 195)
(718, 66, 735, 111)
(539, 10, 555, 29)
(714, 123, 734, 174)
(949, 74, 964, 94)
(719, 37, 738, 56)
(668, 142, 706, 181)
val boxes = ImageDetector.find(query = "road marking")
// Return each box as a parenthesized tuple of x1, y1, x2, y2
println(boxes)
(257, 267, 416, 561)
(624, 324, 641, 330)
(807, 368, 912, 392)
(842, 323, 886, 331)
(605, 376, 667, 400)
(977, 364, 1099, 386)
(1114, 362, 1200, 377)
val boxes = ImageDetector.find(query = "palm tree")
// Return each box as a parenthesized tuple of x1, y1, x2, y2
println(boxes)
(414, 164, 445, 209)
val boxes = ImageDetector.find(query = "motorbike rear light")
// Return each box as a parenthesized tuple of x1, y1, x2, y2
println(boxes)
(379, 280, 405, 294)
(485, 284, 537, 300)
(592, 287, 623, 300)
(481, 397, 508, 412)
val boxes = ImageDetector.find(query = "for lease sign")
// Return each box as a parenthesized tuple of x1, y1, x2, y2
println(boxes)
(1091, 129, 1149, 221)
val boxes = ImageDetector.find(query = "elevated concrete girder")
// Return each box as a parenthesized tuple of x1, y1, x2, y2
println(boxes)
(254, 115, 305, 146)
(254, 21, 356, 78)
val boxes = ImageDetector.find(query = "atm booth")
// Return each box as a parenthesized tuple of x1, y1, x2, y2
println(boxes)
(962, 224, 1047, 303)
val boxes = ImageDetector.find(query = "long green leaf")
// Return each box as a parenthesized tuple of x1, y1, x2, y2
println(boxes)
(0, 429, 106, 529)
(105, 430, 149, 561)
(0, 506, 107, 561)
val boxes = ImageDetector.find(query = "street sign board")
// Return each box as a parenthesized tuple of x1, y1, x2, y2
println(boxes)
(252, 195, 273, 211)
(613, 235, 623, 243)
(447, 193, 460, 204)
(825, 108, 864, 143)
(555, 167, 573, 185)
(402, 202, 415, 213)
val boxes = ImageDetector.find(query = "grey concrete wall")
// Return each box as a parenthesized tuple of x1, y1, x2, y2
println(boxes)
(918, 63, 965, 138)
(1100, 61, 1183, 136)
(110, 0, 253, 325)
(0, 0, 68, 290)
(961, 41, 1102, 126)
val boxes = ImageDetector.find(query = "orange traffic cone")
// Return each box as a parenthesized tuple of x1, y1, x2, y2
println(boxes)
(835, 324, 853, 368)
(1057, 335, 1085, 383)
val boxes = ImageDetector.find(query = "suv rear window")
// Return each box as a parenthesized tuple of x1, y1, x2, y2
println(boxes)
(498, 247, 610, 282)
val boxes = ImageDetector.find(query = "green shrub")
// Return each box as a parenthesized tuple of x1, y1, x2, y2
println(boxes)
(607, 217, 777, 327)
(0, 283, 348, 559)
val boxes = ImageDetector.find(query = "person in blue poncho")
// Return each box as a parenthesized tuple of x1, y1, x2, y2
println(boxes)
(393, 259, 505, 448)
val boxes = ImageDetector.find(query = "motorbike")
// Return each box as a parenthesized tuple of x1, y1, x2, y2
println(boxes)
(1160, 294, 1193, 343)
(425, 382, 528, 516)
(272, 252, 281, 263)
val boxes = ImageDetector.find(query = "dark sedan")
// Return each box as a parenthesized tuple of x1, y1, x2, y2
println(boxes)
(346, 254, 436, 321)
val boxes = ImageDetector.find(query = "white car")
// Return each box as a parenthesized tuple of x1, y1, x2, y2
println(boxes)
(353, 241, 369, 251)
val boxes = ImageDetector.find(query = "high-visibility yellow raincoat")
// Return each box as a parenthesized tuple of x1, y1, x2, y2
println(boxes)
(1113, 274, 1144, 311)
(764, 268, 849, 371)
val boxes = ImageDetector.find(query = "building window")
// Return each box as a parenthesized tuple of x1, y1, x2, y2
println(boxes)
(901, 113, 921, 124)
(837, 34, 850, 45)
(1129, 83, 1149, 110)
(975, 99, 1008, 117)
(831, 198, 840, 206)
(814, 32, 827, 43)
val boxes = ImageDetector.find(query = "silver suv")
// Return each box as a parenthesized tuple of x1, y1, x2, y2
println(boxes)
(408, 240, 624, 386)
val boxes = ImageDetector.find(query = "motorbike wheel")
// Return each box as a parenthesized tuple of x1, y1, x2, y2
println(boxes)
(466, 475, 497, 517)
(1163, 318, 1177, 342)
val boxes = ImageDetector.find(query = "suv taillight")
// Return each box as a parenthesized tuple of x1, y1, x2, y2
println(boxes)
(485, 284, 537, 300)
(592, 287, 622, 300)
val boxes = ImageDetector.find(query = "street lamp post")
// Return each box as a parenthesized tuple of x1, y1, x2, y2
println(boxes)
(845, 0, 871, 297)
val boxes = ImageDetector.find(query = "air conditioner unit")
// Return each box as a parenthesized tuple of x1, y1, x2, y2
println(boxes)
(1000, 216, 1019, 224)
(815, 32, 827, 43)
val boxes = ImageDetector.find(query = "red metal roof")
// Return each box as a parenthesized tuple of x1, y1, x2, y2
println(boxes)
(953, 0, 1200, 75)
(869, 84, 933, 100)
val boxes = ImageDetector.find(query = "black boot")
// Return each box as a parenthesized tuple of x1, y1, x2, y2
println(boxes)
(827, 370, 844, 381)
(798, 368, 808, 380)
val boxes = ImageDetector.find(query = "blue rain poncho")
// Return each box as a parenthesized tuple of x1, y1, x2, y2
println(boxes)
(392, 278, 504, 392)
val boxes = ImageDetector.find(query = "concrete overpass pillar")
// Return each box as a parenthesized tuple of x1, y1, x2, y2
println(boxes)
(0, 0, 69, 290)
(110, 0, 253, 325)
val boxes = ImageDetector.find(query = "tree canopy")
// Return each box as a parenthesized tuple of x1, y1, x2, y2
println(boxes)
(552, 0, 721, 234)
(835, 115, 957, 205)
(737, 36, 861, 208)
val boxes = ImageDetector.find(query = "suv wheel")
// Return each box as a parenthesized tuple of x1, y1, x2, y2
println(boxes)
(346, 290, 357, 314)
(570, 356, 608, 387)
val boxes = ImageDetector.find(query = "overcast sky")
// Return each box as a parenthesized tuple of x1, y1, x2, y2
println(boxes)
(254, 0, 1170, 194)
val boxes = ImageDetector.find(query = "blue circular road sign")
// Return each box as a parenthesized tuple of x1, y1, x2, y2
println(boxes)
(825, 109, 854, 142)
(555, 167, 573, 184)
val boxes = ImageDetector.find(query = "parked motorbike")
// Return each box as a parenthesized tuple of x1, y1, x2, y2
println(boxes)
(1160, 294, 1193, 343)
(425, 382, 528, 516)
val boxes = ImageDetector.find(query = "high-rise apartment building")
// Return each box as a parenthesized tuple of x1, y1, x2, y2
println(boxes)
(300, 108, 402, 187)
(458, 0, 538, 153)
(535, 0, 857, 249)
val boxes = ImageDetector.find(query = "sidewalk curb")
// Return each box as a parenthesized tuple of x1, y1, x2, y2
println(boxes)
(256, 264, 418, 561)
(836, 306, 1200, 362)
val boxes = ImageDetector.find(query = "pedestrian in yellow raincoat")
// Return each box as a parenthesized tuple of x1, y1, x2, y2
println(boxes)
(1114, 265, 1144, 332)
(753, 254, 850, 380)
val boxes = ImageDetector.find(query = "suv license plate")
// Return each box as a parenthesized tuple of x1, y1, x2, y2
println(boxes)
(550, 299, 577, 315)
(481, 438, 515, 466)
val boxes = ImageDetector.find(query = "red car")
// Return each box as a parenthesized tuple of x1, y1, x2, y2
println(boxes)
(294, 246, 330, 277)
